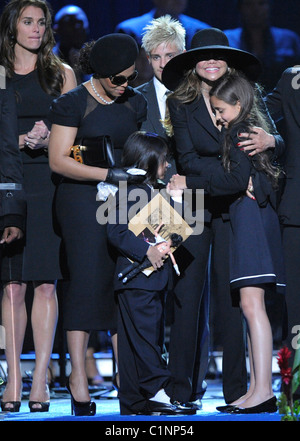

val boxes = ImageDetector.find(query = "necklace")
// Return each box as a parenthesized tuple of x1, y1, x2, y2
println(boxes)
(90, 77, 116, 105)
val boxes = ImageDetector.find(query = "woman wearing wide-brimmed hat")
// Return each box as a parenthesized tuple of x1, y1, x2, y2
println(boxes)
(161, 28, 285, 409)
(48, 33, 147, 416)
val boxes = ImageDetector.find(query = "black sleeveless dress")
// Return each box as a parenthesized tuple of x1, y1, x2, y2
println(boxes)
(1, 70, 62, 282)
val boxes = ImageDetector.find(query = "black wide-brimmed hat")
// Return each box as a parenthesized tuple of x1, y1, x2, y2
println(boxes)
(89, 33, 138, 77)
(162, 28, 261, 90)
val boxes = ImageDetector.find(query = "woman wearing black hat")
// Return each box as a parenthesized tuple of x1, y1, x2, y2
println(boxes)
(48, 33, 147, 416)
(161, 28, 285, 408)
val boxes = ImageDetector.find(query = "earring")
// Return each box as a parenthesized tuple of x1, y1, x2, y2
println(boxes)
(9, 33, 15, 46)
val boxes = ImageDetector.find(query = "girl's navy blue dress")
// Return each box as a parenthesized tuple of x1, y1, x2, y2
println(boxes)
(186, 122, 285, 297)
(229, 194, 285, 294)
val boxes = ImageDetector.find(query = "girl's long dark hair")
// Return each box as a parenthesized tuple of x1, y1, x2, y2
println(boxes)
(209, 73, 280, 187)
(0, 0, 65, 95)
(122, 131, 169, 187)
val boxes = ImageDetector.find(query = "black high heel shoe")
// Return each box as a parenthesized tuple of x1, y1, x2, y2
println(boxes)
(66, 378, 96, 416)
(1, 401, 21, 412)
(29, 401, 50, 413)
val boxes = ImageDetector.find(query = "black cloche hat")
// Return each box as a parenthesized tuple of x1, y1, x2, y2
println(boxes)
(89, 33, 139, 78)
(162, 28, 261, 90)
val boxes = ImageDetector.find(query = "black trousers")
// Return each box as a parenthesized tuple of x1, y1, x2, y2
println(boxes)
(166, 218, 247, 404)
(117, 288, 171, 415)
(166, 224, 211, 403)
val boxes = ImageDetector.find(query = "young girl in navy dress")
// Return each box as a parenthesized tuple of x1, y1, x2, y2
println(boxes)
(107, 131, 195, 416)
(170, 72, 285, 413)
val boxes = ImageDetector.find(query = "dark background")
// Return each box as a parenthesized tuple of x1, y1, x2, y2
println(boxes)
(1, 0, 299, 41)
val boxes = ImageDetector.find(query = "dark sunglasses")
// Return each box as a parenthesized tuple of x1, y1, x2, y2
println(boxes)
(109, 70, 138, 86)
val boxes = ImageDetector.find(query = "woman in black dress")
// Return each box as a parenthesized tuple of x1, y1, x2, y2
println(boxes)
(48, 34, 147, 416)
(0, 0, 76, 412)
(0, 84, 26, 412)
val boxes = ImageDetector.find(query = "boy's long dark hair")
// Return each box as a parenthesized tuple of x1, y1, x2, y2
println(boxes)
(209, 72, 280, 187)
(122, 131, 169, 187)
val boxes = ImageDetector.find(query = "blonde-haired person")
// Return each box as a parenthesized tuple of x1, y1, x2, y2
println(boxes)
(136, 14, 185, 183)
(0, 0, 76, 413)
(114, 1, 210, 86)
(142, 14, 186, 55)
(137, 15, 209, 412)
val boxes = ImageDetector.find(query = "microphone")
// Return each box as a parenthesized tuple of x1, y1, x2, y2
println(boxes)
(120, 233, 183, 284)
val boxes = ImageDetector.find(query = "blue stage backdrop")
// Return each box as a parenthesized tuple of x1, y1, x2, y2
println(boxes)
(0, 0, 298, 41)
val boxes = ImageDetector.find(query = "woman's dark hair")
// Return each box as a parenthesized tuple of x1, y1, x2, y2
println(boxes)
(122, 131, 169, 187)
(77, 40, 95, 76)
(209, 72, 280, 186)
(0, 0, 65, 95)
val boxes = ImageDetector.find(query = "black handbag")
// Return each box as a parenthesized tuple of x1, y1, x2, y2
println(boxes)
(70, 135, 115, 168)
